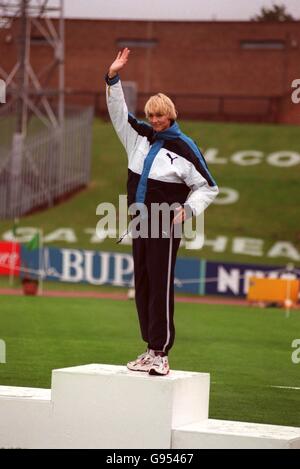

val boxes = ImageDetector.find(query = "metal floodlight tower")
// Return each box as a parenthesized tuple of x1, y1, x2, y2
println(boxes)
(0, 0, 65, 134)
(0, 0, 65, 217)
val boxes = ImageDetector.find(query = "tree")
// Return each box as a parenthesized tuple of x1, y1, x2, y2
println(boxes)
(251, 3, 295, 22)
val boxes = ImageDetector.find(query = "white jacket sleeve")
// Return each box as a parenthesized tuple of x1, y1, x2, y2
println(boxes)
(106, 78, 140, 156)
(183, 162, 219, 216)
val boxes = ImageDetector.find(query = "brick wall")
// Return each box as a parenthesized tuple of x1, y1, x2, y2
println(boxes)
(1, 19, 300, 123)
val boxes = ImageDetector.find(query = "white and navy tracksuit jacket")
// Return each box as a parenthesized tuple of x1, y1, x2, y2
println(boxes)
(106, 73, 219, 354)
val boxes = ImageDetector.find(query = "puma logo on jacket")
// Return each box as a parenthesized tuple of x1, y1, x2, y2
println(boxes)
(166, 152, 178, 165)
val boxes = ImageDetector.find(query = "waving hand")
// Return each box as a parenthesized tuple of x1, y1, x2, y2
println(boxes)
(108, 48, 131, 78)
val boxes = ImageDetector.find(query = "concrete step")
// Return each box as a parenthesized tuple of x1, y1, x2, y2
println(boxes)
(0, 364, 210, 449)
(172, 419, 300, 449)
(0, 386, 52, 449)
(1, 365, 299, 449)
(50, 364, 210, 448)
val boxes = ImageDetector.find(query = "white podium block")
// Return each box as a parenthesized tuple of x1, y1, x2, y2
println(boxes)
(50, 364, 210, 449)
(172, 419, 300, 449)
(0, 386, 52, 449)
(1, 367, 299, 449)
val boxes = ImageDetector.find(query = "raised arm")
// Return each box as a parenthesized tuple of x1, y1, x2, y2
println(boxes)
(106, 49, 152, 157)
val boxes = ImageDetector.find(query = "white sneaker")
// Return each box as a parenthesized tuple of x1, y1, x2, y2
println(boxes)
(148, 355, 169, 376)
(127, 349, 155, 372)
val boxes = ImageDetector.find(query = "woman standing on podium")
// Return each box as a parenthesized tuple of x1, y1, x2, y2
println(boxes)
(105, 48, 218, 375)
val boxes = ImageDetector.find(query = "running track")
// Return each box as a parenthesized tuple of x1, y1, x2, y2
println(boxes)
(1, 288, 299, 308)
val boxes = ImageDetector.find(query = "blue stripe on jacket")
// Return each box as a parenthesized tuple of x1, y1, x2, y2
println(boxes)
(135, 121, 216, 204)
(178, 133, 217, 187)
(135, 122, 181, 204)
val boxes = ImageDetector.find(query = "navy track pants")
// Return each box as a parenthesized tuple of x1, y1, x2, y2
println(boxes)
(132, 226, 181, 354)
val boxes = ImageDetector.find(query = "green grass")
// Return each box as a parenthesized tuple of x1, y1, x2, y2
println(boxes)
(0, 295, 299, 427)
(0, 118, 299, 266)
(1, 117, 299, 430)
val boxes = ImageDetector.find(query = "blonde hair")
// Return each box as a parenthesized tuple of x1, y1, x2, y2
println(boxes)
(144, 93, 178, 120)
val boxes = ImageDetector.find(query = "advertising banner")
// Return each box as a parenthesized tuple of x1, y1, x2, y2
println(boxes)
(21, 246, 134, 287)
(20, 246, 201, 293)
(0, 242, 21, 276)
(20, 246, 299, 297)
(204, 261, 299, 297)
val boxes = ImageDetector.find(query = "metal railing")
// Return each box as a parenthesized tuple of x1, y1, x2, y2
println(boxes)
(63, 89, 283, 123)
(0, 106, 93, 219)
